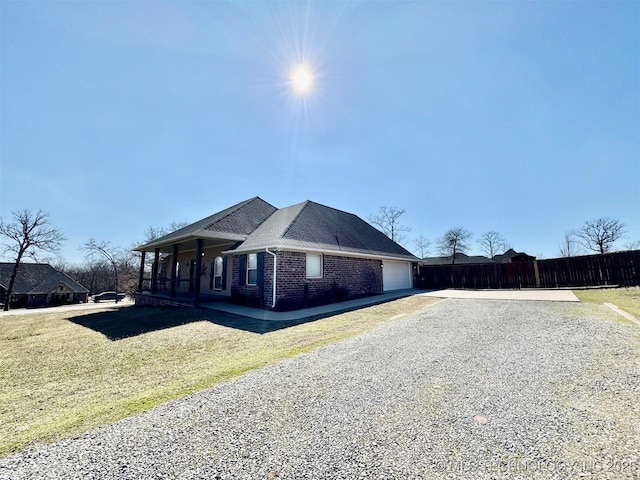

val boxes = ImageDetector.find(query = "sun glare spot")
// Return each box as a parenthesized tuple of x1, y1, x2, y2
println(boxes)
(290, 64, 313, 95)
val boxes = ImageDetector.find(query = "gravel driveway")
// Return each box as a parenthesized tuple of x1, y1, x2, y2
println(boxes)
(1, 299, 639, 479)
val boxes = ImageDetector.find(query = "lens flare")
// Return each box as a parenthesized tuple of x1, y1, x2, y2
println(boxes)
(290, 64, 313, 95)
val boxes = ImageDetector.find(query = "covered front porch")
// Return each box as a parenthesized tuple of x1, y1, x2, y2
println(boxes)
(135, 234, 240, 306)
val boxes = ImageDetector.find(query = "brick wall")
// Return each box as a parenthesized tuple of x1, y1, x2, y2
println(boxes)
(230, 253, 275, 308)
(273, 251, 383, 311)
(134, 293, 192, 308)
(230, 250, 383, 311)
(263, 253, 275, 308)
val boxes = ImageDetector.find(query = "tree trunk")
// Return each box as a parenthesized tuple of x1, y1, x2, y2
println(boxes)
(4, 253, 24, 311)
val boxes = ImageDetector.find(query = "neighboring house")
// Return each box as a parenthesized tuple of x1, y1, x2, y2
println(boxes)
(0, 263, 89, 309)
(422, 253, 493, 265)
(491, 249, 536, 263)
(134, 197, 419, 310)
(422, 249, 536, 265)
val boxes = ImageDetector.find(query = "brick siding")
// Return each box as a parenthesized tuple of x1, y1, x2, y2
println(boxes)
(276, 252, 383, 310)
(231, 250, 383, 311)
(230, 253, 275, 308)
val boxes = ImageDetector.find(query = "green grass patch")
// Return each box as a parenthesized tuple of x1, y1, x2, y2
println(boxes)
(573, 286, 640, 319)
(0, 296, 438, 457)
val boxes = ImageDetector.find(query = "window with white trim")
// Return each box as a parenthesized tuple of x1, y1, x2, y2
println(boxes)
(247, 253, 258, 285)
(214, 256, 224, 290)
(306, 253, 323, 278)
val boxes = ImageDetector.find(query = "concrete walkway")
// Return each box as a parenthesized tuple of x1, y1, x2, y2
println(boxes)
(200, 288, 579, 322)
(200, 289, 422, 321)
(419, 288, 579, 302)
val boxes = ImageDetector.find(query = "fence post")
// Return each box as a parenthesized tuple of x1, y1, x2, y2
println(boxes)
(533, 260, 541, 288)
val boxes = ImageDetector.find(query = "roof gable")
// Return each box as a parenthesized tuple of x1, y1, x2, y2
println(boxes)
(136, 197, 277, 250)
(200, 197, 277, 236)
(232, 202, 307, 250)
(492, 249, 536, 263)
(28, 271, 89, 294)
(0, 263, 60, 293)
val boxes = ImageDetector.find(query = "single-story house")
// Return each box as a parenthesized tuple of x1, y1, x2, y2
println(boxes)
(134, 197, 419, 310)
(491, 249, 536, 263)
(423, 249, 536, 265)
(422, 253, 494, 265)
(0, 263, 89, 309)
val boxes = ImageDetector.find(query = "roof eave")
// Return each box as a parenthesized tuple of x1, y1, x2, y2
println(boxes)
(223, 244, 419, 262)
(135, 231, 246, 251)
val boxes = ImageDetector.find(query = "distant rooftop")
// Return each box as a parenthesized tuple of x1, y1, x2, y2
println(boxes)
(422, 249, 536, 265)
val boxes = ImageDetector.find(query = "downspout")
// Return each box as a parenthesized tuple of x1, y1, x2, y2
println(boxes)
(265, 248, 277, 309)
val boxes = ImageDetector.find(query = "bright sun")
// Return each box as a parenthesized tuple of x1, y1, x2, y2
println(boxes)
(290, 64, 313, 95)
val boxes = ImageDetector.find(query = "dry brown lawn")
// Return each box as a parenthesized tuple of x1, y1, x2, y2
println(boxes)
(573, 286, 640, 319)
(0, 296, 438, 457)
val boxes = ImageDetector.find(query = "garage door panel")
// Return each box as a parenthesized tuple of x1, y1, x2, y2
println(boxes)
(383, 261, 411, 291)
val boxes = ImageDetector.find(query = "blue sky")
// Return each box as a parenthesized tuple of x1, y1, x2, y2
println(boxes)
(1, 0, 638, 264)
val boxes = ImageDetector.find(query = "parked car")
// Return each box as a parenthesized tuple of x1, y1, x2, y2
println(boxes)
(92, 291, 126, 303)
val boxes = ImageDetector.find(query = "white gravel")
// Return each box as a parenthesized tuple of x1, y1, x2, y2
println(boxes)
(1, 299, 639, 479)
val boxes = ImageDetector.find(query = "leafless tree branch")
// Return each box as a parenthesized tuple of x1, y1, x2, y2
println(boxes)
(477, 231, 506, 258)
(437, 227, 472, 264)
(368, 206, 411, 245)
(574, 217, 625, 254)
(413, 235, 431, 258)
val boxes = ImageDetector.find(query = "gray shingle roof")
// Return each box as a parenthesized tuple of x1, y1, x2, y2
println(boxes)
(230, 200, 418, 261)
(0, 263, 56, 292)
(0, 263, 88, 294)
(422, 254, 493, 265)
(135, 197, 277, 250)
(492, 249, 537, 263)
(229, 202, 307, 251)
(135, 197, 418, 261)
(28, 271, 89, 294)
(423, 249, 536, 265)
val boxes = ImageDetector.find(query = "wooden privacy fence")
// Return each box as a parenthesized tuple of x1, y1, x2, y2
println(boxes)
(418, 250, 640, 290)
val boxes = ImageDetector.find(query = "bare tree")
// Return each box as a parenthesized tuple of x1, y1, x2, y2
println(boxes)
(143, 221, 189, 244)
(59, 256, 138, 297)
(413, 235, 431, 258)
(368, 206, 411, 244)
(69, 259, 111, 295)
(82, 240, 124, 302)
(437, 227, 472, 264)
(134, 221, 189, 278)
(624, 240, 640, 251)
(574, 217, 626, 254)
(0, 210, 66, 311)
(477, 231, 506, 258)
(143, 226, 167, 244)
(559, 232, 581, 257)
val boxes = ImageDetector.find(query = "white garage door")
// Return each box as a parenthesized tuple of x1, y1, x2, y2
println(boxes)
(383, 261, 412, 291)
